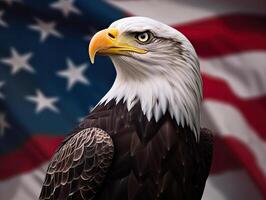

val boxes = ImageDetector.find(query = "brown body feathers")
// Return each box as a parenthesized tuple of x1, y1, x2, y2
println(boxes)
(39, 100, 213, 200)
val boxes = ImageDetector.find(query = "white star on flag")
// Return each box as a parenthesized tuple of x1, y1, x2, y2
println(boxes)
(0, 47, 34, 75)
(1, 0, 22, 6)
(50, 0, 81, 17)
(0, 81, 5, 99)
(26, 89, 59, 113)
(29, 18, 62, 42)
(0, 10, 8, 27)
(0, 113, 10, 137)
(57, 58, 89, 90)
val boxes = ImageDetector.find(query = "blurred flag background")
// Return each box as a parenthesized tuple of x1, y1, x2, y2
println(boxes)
(0, 0, 265, 199)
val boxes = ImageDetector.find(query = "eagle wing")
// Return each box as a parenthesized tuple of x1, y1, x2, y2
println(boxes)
(39, 128, 114, 200)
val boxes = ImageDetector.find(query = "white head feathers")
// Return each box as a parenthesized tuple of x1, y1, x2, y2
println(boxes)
(99, 16, 202, 141)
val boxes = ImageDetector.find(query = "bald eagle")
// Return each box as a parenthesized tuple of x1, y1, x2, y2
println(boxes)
(39, 17, 213, 200)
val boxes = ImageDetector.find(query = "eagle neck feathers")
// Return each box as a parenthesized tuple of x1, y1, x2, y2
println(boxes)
(99, 51, 202, 141)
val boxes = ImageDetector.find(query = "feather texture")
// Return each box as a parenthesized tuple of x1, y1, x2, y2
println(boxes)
(61, 100, 212, 200)
(40, 100, 212, 200)
(39, 128, 114, 200)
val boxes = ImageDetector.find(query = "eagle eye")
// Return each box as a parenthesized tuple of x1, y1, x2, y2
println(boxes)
(135, 31, 153, 44)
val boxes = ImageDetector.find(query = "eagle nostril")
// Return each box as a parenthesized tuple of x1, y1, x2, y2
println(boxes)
(108, 33, 116, 39)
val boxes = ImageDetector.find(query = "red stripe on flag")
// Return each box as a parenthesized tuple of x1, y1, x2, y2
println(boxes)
(210, 135, 242, 174)
(203, 74, 266, 141)
(173, 14, 266, 58)
(0, 135, 63, 180)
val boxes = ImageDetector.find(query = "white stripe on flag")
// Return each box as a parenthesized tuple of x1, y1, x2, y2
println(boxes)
(203, 170, 263, 200)
(201, 100, 266, 175)
(201, 51, 266, 98)
(0, 164, 47, 200)
(106, 0, 266, 25)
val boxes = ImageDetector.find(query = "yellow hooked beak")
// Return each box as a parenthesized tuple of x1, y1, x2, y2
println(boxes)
(88, 28, 147, 64)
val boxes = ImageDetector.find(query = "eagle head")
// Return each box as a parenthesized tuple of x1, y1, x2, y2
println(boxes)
(89, 16, 202, 141)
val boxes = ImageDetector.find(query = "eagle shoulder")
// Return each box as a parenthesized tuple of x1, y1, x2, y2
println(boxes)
(39, 128, 114, 200)
(191, 128, 213, 198)
(199, 128, 213, 174)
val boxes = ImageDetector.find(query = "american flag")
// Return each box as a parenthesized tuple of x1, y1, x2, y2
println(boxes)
(0, 0, 265, 199)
